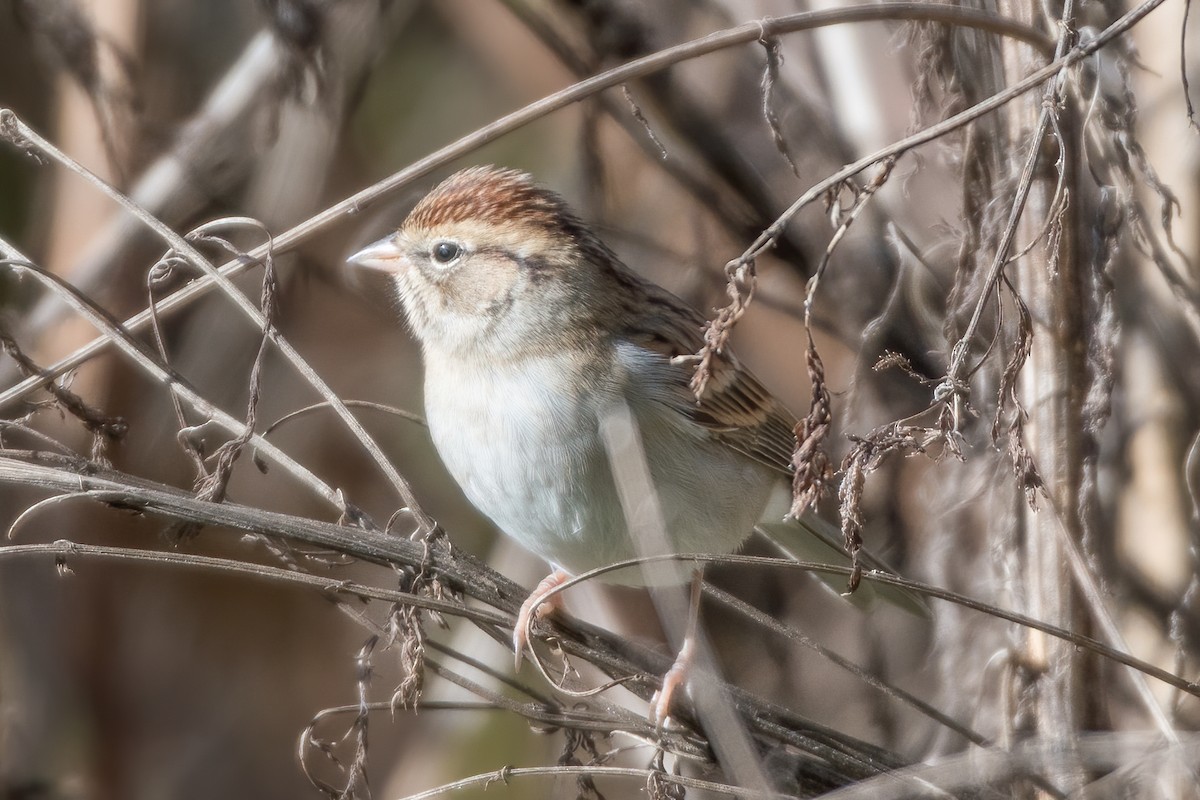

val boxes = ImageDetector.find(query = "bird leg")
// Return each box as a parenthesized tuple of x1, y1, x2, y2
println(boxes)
(650, 568, 704, 728)
(512, 568, 570, 669)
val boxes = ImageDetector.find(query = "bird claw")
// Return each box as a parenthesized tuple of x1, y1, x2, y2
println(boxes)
(649, 684, 678, 731)
(512, 570, 569, 671)
(650, 637, 695, 730)
(512, 621, 530, 672)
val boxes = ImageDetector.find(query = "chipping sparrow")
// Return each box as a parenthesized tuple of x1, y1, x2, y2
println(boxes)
(349, 166, 918, 719)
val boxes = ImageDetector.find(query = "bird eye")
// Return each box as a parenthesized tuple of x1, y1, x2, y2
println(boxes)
(431, 241, 462, 264)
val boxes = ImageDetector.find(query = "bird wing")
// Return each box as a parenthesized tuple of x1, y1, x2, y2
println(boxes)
(618, 283, 796, 477)
(617, 278, 930, 618)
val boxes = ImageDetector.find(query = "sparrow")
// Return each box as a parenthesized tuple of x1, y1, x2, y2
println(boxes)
(348, 166, 921, 722)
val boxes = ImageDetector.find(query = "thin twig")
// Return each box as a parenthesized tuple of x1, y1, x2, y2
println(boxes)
(0, 3, 1053, 414)
(0, 259, 343, 509)
(0, 114, 434, 531)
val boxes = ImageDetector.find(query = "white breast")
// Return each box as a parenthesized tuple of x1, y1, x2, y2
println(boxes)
(424, 351, 624, 568)
(421, 346, 778, 583)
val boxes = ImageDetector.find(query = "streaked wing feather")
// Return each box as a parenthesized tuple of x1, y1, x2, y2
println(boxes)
(621, 284, 796, 476)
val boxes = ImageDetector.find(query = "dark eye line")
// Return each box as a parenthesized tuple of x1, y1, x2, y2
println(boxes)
(515, 253, 550, 272)
(471, 245, 549, 272)
(426, 242, 550, 275)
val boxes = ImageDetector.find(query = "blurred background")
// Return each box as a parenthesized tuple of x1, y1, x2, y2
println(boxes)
(1, 0, 1198, 797)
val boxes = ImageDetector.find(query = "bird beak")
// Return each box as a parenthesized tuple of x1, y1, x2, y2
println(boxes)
(348, 237, 405, 272)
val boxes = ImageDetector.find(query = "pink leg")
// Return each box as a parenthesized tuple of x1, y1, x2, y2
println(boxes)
(513, 569, 570, 670)
(650, 569, 704, 728)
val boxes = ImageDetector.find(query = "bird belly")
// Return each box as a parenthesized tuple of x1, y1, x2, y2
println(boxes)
(423, 357, 776, 584)
(425, 357, 624, 571)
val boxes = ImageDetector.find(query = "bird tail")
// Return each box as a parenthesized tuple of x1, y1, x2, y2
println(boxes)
(755, 514, 930, 618)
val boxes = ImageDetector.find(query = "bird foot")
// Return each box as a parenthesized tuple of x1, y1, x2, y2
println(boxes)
(650, 633, 696, 729)
(513, 569, 569, 670)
